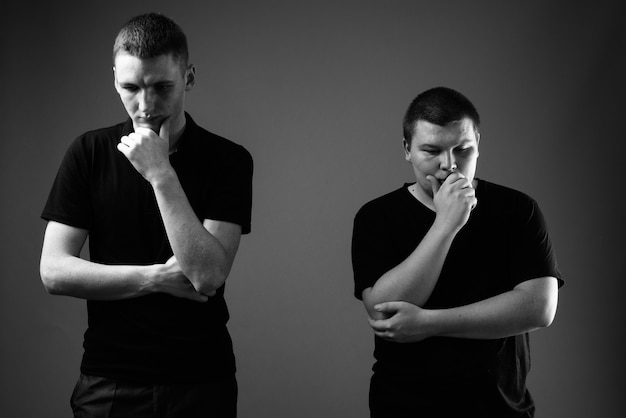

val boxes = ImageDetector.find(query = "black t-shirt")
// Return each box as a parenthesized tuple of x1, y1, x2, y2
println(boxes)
(42, 113, 253, 383)
(352, 180, 562, 416)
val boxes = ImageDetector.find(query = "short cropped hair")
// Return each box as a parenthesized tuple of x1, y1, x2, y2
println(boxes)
(403, 87, 480, 145)
(113, 13, 189, 67)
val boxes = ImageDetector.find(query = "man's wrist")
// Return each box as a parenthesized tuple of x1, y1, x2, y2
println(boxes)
(420, 308, 441, 339)
(149, 167, 178, 189)
(430, 218, 460, 241)
(139, 264, 161, 295)
(426, 308, 463, 338)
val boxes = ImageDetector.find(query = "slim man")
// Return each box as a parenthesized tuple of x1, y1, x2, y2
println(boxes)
(40, 13, 252, 417)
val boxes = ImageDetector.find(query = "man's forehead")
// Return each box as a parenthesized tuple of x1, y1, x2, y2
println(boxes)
(114, 52, 182, 69)
(114, 52, 183, 81)
(414, 118, 478, 143)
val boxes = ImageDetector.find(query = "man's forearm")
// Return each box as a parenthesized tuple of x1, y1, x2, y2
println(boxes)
(425, 277, 559, 339)
(369, 277, 559, 343)
(365, 222, 457, 311)
(40, 254, 158, 300)
(151, 171, 232, 294)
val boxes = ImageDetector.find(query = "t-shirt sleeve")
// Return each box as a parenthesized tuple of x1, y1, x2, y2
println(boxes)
(204, 145, 253, 234)
(41, 136, 93, 230)
(509, 197, 563, 288)
(351, 205, 396, 300)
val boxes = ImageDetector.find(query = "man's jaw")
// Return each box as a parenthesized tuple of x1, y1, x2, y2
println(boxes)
(134, 116, 163, 132)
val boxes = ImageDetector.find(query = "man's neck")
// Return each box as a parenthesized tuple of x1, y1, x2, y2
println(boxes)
(168, 126, 185, 154)
(169, 112, 187, 153)
(407, 183, 436, 212)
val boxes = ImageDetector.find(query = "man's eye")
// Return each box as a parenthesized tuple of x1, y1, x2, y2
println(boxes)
(156, 84, 171, 92)
(123, 85, 138, 92)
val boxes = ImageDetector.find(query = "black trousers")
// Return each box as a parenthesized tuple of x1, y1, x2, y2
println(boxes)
(70, 373, 237, 418)
(368, 372, 532, 418)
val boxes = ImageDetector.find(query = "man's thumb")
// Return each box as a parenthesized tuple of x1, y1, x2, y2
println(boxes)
(159, 118, 171, 140)
(374, 302, 399, 313)
(426, 175, 440, 195)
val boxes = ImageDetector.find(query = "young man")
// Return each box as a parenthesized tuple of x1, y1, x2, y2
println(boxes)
(40, 13, 252, 417)
(352, 87, 562, 417)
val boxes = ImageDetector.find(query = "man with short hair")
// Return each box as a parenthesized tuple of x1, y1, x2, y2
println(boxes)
(40, 13, 252, 417)
(352, 87, 562, 417)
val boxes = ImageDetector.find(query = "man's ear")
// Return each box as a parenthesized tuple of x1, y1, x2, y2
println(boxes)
(185, 65, 196, 91)
(113, 66, 120, 92)
(402, 138, 411, 161)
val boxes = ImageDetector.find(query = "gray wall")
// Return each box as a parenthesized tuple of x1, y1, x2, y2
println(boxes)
(2, 1, 624, 416)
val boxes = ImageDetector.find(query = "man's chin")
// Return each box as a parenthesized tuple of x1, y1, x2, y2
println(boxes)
(134, 120, 161, 132)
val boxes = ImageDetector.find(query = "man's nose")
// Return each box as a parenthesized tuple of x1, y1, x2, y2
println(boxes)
(440, 151, 457, 172)
(138, 90, 155, 114)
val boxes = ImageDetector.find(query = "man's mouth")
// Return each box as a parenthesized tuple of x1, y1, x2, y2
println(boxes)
(135, 116, 162, 131)
(138, 115, 161, 123)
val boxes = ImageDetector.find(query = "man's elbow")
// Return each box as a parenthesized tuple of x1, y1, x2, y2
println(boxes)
(533, 292, 558, 329)
(39, 260, 64, 295)
(517, 277, 559, 330)
(362, 287, 390, 320)
(538, 301, 557, 328)
(188, 266, 229, 295)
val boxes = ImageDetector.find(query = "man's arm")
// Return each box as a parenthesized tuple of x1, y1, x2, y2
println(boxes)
(40, 221, 209, 301)
(368, 276, 559, 343)
(117, 121, 242, 295)
(151, 179, 242, 295)
(362, 173, 477, 319)
(362, 224, 454, 319)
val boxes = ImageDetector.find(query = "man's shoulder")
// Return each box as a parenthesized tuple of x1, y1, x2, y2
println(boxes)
(478, 179, 540, 222)
(479, 179, 537, 205)
(83, 120, 128, 137)
(185, 117, 251, 161)
(70, 120, 128, 149)
(355, 185, 410, 220)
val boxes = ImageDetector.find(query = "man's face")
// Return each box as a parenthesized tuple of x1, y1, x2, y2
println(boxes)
(404, 117, 480, 198)
(113, 52, 194, 133)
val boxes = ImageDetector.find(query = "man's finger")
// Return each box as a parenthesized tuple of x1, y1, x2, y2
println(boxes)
(426, 176, 440, 195)
(373, 330, 390, 339)
(470, 197, 478, 211)
(119, 135, 133, 146)
(116, 142, 130, 157)
(165, 255, 178, 266)
(368, 318, 389, 332)
(133, 127, 153, 138)
(159, 118, 170, 141)
(374, 301, 402, 314)
(193, 293, 209, 303)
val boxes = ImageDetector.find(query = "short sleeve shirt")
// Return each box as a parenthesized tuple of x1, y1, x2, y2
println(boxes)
(42, 113, 253, 382)
(351, 180, 562, 414)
